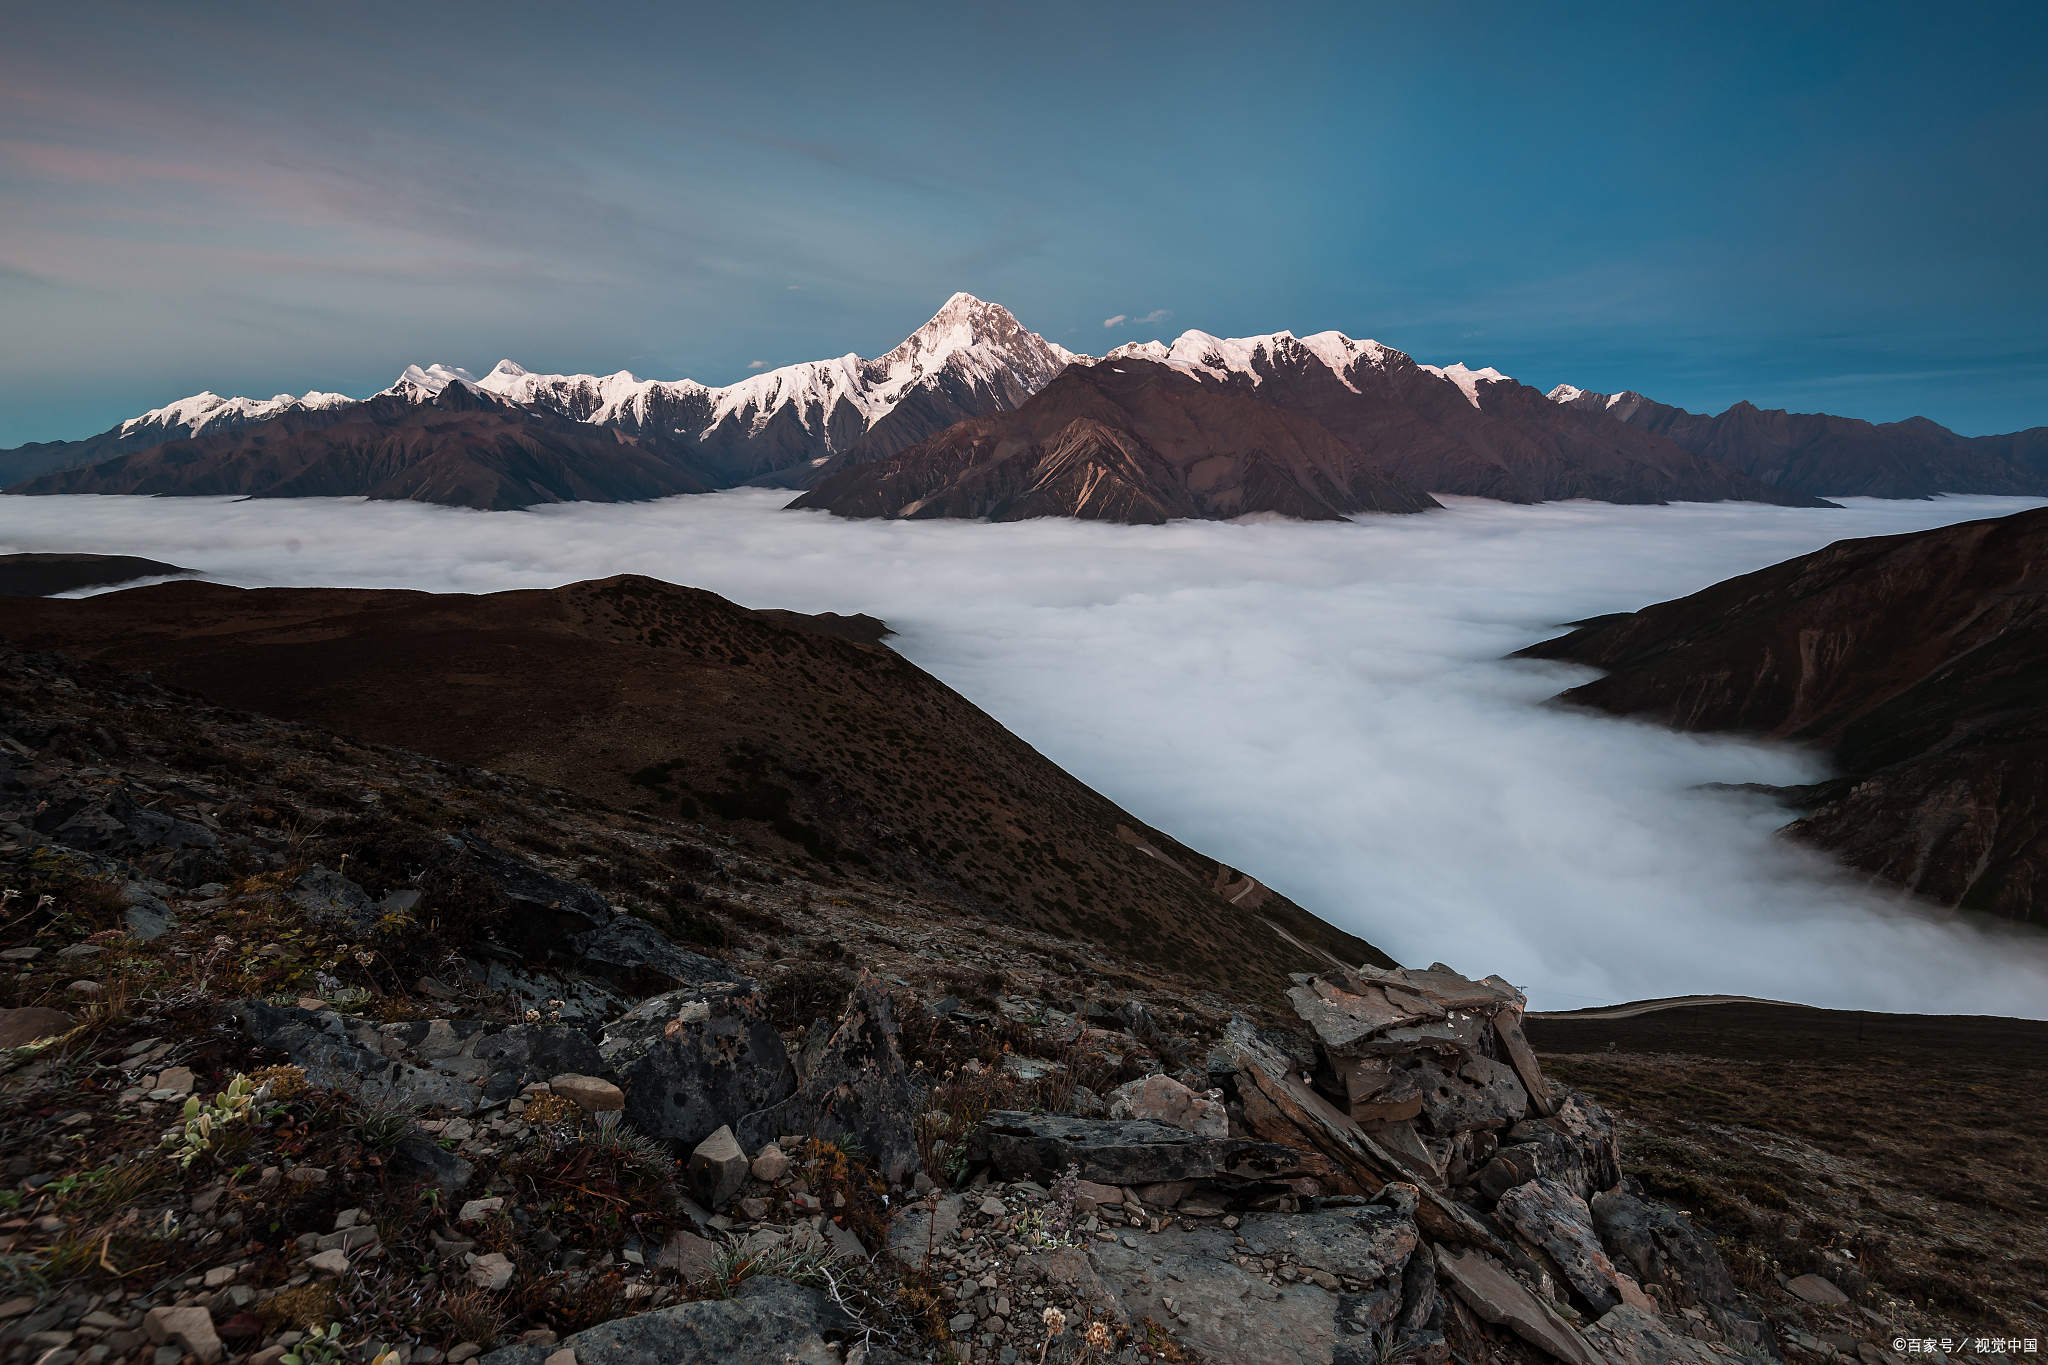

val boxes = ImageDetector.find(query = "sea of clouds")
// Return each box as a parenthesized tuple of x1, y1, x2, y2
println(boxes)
(7, 489, 2047, 1017)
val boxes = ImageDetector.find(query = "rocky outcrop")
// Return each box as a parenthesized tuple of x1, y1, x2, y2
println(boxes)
(790, 358, 1440, 524)
(734, 976, 923, 1184)
(598, 981, 796, 1152)
(234, 1002, 606, 1112)
(1517, 504, 2048, 922)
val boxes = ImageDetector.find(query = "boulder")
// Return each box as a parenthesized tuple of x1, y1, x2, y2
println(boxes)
(291, 865, 379, 932)
(449, 833, 729, 995)
(550, 1074, 625, 1114)
(599, 981, 796, 1153)
(1410, 1055, 1528, 1135)
(234, 1002, 608, 1113)
(749, 1142, 790, 1183)
(389, 1135, 474, 1197)
(1107, 1074, 1229, 1137)
(1589, 1189, 1738, 1309)
(144, 1306, 223, 1365)
(473, 1277, 906, 1365)
(1473, 1146, 1542, 1204)
(120, 882, 175, 940)
(967, 1111, 1327, 1187)
(734, 976, 922, 1184)
(1496, 1178, 1634, 1315)
(688, 1126, 749, 1210)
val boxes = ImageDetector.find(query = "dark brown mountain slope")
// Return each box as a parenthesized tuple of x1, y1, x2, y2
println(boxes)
(6, 384, 717, 511)
(1517, 506, 2048, 922)
(0, 574, 1387, 990)
(791, 358, 1440, 522)
(0, 552, 192, 597)
(1078, 334, 1835, 507)
(1557, 388, 2048, 498)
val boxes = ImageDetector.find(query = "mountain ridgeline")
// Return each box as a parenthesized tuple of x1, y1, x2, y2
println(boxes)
(1550, 386, 2048, 500)
(0, 573, 1387, 992)
(6, 293, 2044, 516)
(790, 359, 1441, 522)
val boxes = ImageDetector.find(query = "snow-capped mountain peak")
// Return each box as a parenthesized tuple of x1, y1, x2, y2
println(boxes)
(1547, 383, 1588, 404)
(1418, 362, 1511, 408)
(388, 363, 484, 398)
(115, 389, 355, 440)
(1105, 327, 1400, 394)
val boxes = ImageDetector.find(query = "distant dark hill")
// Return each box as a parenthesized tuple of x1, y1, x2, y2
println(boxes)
(0, 553, 193, 597)
(1554, 388, 2048, 498)
(791, 358, 1441, 523)
(1518, 505, 2048, 923)
(6, 384, 717, 511)
(0, 574, 1387, 991)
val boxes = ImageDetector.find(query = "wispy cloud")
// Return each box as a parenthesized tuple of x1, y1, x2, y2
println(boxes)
(746, 360, 770, 369)
(1102, 315, 1127, 328)
(1103, 309, 1172, 329)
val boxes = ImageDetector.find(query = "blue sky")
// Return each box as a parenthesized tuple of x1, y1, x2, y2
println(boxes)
(3, 0, 2044, 446)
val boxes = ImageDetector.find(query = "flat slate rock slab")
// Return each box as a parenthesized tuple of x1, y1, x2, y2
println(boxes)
(969, 1111, 1323, 1185)
(1079, 1209, 1423, 1365)
(474, 1277, 912, 1365)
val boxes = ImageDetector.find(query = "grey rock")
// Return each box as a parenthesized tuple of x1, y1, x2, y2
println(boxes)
(450, 833, 728, 995)
(1501, 1090, 1620, 1203)
(1496, 1178, 1629, 1315)
(1785, 1273, 1849, 1306)
(688, 1126, 749, 1210)
(120, 883, 176, 941)
(1086, 1219, 1343, 1365)
(474, 1276, 907, 1365)
(968, 1111, 1326, 1187)
(735, 976, 922, 1184)
(1582, 1304, 1726, 1365)
(1436, 1247, 1603, 1365)
(234, 1002, 612, 1114)
(1473, 1145, 1542, 1203)
(291, 865, 379, 932)
(1409, 1055, 1527, 1136)
(1589, 1189, 1737, 1309)
(601, 981, 795, 1153)
(886, 1195, 962, 1267)
(389, 1134, 474, 1196)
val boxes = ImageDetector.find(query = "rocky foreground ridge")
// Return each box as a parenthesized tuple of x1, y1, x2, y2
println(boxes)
(0, 643, 2039, 1365)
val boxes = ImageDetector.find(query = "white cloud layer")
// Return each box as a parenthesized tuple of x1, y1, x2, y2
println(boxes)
(7, 490, 2048, 1017)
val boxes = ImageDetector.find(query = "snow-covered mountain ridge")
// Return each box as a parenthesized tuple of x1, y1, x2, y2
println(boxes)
(1106, 328, 1512, 409)
(8, 294, 1080, 490)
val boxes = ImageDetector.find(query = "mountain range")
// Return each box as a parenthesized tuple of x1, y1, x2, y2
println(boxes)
(789, 357, 1442, 522)
(5, 293, 2043, 517)
(1549, 386, 2048, 499)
